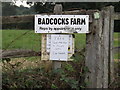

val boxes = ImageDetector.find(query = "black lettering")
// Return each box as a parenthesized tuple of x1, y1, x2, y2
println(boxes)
(50, 18, 53, 25)
(58, 18, 62, 25)
(61, 18, 66, 25)
(42, 18, 45, 24)
(77, 18, 81, 25)
(46, 18, 49, 25)
(81, 18, 86, 25)
(71, 18, 75, 25)
(66, 18, 69, 25)
(54, 18, 57, 25)
(38, 18, 41, 24)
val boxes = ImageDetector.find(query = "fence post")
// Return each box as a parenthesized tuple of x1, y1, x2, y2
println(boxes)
(108, 6, 114, 85)
(52, 4, 62, 70)
(85, 6, 114, 88)
(85, 10, 104, 88)
(102, 7, 111, 88)
(101, 6, 114, 87)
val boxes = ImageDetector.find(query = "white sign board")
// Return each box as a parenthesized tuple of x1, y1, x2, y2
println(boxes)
(41, 34, 74, 61)
(49, 34, 69, 61)
(46, 34, 73, 53)
(35, 15, 89, 33)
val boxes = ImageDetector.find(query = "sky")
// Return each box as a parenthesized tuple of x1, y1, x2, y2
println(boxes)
(13, 0, 31, 7)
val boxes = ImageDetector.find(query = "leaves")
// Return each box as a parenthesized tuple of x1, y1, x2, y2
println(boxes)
(2, 49, 88, 89)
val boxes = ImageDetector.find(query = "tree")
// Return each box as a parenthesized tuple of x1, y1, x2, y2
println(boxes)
(2, 2, 36, 16)
(31, 2, 120, 13)
(33, 2, 54, 14)
(15, 5, 35, 15)
(2, 2, 17, 16)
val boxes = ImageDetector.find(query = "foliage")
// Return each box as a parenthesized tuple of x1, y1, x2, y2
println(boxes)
(2, 48, 120, 89)
(2, 29, 120, 88)
(109, 61, 120, 88)
(1, 29, 87, 88)
(2, 50, 88, 89)
(2, 2, 17, 16)
(32, 2, 120, 13)
(33, 2, 54, 14)
(15, 5, 35, 15)
(2, 2, 36, 16)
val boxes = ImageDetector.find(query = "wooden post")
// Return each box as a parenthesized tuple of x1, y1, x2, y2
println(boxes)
(85, 6, 115, 88)
(52, 4, 62, 70)
(102, 7, 110, 88)
(108, 6, 114, 85)
(102, 6, 114, 87)
(85, 11, 104, 88)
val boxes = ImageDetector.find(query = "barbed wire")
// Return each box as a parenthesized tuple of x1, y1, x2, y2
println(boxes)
(3, 30, 31, 51)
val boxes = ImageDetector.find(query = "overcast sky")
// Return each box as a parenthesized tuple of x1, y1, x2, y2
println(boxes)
(13, 0, 30, 7)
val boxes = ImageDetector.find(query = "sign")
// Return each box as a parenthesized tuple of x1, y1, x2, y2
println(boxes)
(49, 34, 69, 61)
(41, 34, 74, 61)
(35, 15, 89, 33)
(46, 34, 73, 54)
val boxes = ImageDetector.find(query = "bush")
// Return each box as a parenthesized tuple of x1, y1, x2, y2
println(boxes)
(2, 50, 88, 89)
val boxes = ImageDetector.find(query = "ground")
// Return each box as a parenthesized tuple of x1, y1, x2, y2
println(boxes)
(1, 30, 120, 88)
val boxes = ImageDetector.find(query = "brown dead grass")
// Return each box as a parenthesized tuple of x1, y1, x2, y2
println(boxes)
(114, 59, 120, 62)
(2, 58, 52, 72)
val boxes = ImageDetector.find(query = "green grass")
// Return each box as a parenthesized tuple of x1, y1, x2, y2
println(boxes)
(114, 53, 120, 59)
(114, 32, 120, 59)
(114, 32, 120, 47)
(2, 30, 86, 51)
(1, 30, 120, 59)
(75, 34, 86, 49)
(2, 30, 40, 51)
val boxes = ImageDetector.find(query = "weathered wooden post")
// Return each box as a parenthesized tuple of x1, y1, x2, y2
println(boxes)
(85, 10, 103, 88)
(108, 6, 114, 85)
(52, 4, 62, 70)
(85, 6, 114, 88)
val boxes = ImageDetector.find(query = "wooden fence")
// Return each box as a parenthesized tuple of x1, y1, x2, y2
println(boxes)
(1, 5, 120, 88)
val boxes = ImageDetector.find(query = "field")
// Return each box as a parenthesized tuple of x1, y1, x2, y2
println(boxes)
(2, 30, 86, 50)
(2, 30, 120, 59)
(2, 30, 40, 51)
(114, 33, 120, 60)
(1, 30, 120, 88)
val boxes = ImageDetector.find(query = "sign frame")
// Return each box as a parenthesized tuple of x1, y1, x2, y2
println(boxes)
(35, 15, 89, 34)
